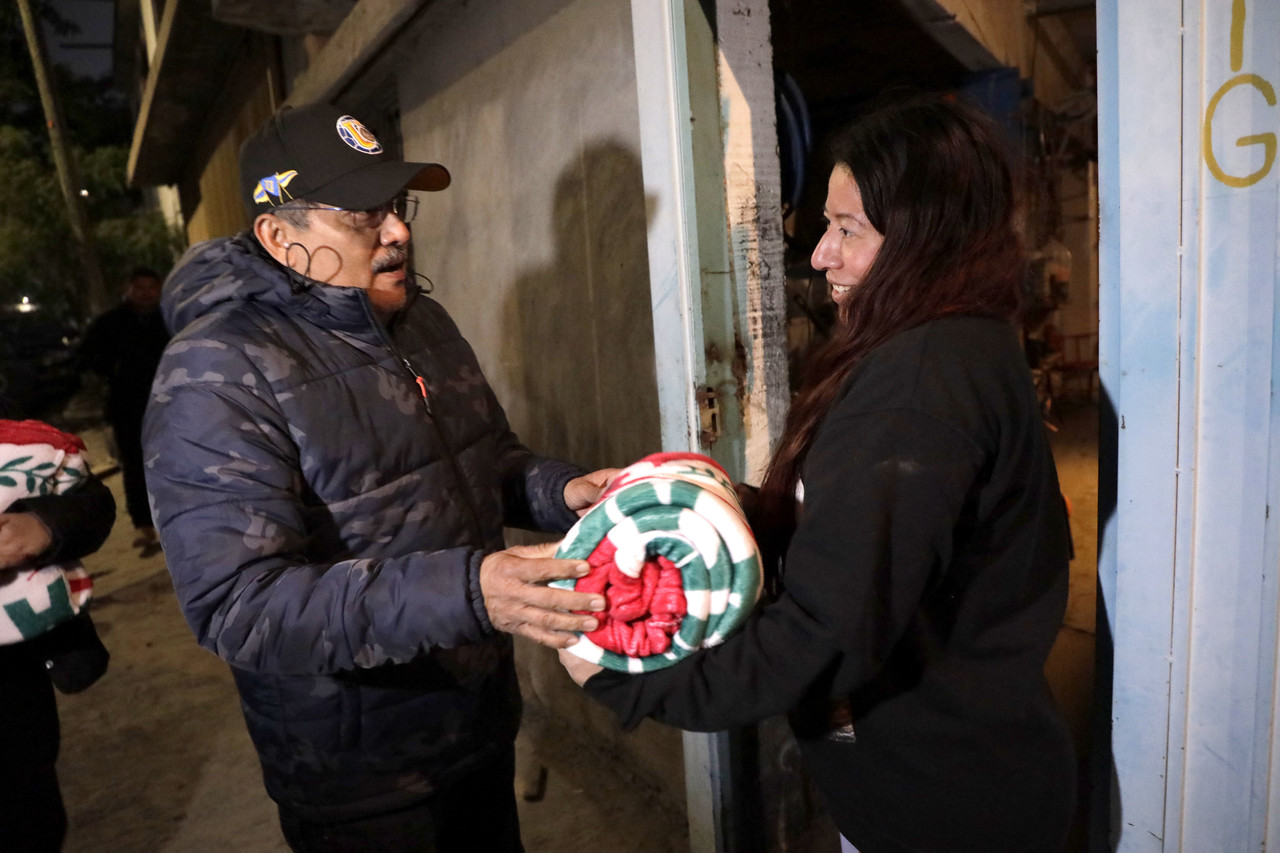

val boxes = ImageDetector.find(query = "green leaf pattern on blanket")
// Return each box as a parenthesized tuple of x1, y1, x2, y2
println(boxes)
(0, 455, 85, 494)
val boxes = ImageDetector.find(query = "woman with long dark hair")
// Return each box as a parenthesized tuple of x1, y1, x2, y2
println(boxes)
(560, 93, 1076, 852)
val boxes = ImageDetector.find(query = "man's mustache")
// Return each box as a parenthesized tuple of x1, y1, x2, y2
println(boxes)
(372, 245, 408, 274)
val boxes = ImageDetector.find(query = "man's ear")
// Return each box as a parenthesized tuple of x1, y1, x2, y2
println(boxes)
(253, 213, 291, 266)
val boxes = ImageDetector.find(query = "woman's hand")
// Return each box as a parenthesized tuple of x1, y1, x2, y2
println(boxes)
(564, 468, 622, 517)
(558, 648, 605, 686)
(0, 512, 54, 569)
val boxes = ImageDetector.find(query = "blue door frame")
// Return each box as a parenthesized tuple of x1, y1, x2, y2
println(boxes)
(1099, 0, 1280, 848)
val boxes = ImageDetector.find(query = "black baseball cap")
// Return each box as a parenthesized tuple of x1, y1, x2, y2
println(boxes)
(239, 102, 450, 217)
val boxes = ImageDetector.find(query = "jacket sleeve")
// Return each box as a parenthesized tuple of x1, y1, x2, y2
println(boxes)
(497, 447, 584, 534)
(584, 404, 983, 731)
(10, 475, 116, 563)
(144, 354, 496, 677)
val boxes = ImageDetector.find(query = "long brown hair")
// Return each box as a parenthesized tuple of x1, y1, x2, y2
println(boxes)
(760, 94, 1025, 528)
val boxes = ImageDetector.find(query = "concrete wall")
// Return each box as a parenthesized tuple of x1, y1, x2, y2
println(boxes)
(396, 0, 682, 810)
(716, 0, 789, 484)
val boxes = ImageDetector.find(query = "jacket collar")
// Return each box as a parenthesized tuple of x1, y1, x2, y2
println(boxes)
(165, 232, 422, 338)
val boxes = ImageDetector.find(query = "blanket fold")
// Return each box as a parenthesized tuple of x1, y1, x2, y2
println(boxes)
(553, 452, 762, 673)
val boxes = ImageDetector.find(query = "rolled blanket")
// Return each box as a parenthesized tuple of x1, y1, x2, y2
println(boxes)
(0, 419, 94, 646)
(553, 452, 762, 673)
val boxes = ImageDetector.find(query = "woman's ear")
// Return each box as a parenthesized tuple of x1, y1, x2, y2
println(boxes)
(252, 213, 291, 266)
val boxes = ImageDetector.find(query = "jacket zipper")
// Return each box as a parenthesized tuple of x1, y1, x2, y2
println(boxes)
(364, 299, 489, 547)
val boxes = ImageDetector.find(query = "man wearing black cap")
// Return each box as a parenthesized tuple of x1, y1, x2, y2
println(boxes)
(142, 103, 614, 851)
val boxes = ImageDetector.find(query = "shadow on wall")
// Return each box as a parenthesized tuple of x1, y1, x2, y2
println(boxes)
(503, 141, 690, 822)
(501, 140, 661, 471)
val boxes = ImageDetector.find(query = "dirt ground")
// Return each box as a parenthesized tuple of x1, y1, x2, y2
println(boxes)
(52, 408, 685, 853)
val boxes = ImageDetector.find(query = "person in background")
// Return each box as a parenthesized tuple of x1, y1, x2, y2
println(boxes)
(560, 94, 1077, 853)
(143, 103, 613, 852)
(0, 396, 116, 852)
(78, 267, 170, 552)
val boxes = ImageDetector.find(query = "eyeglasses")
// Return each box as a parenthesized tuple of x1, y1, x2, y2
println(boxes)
(276, 193, 419, 229)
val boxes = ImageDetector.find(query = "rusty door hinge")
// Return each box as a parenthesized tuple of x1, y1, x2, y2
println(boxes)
(697, 386, 721, 446)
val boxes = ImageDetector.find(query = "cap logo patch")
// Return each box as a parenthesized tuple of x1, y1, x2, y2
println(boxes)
(252, 169, 300, 206)
(336, 116, 382, 154)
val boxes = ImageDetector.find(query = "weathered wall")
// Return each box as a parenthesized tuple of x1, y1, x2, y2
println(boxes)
(396, 0, 681, 812)
(715, 0, 789, 483)
(184, 76, 278, 244)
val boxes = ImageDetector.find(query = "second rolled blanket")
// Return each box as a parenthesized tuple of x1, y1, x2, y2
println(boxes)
(0, 419, 95, 646)
(553, 452, 762, 673)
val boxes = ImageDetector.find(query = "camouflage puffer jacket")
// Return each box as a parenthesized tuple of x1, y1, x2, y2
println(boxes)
(143, 233, 583, 820)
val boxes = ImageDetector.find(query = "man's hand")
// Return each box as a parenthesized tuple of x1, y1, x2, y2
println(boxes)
(564, 468, 622, 516)
(0, 512, 54, 570)
(480, 541, 606, 648)
(558, 648, 605, 686)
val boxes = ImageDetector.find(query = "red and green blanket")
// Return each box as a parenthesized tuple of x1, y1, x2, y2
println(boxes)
(553, 452, 762, 673)
(0, 420, 94, 645)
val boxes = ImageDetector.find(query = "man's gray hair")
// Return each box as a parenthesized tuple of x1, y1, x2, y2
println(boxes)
(270, 204, 313, 231)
